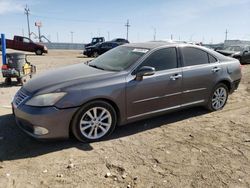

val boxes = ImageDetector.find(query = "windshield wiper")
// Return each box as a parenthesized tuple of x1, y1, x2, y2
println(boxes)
(89, 64, 104, 70)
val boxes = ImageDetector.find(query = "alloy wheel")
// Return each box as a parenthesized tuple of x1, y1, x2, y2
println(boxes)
(211, 87, 227, 110)
(79, 107, 112, 140)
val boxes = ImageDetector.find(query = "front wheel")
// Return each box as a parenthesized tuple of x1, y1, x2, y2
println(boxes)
(93, 51, 99, 58)
(206, 83, 229, 111)
(71, 101, 117, 142)
(35, 49, 43, 55)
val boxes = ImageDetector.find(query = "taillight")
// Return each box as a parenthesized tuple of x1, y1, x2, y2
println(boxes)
(1, 64, 9, 70)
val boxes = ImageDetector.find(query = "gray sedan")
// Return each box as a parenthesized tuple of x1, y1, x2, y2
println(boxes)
(12, 42, 242, 142)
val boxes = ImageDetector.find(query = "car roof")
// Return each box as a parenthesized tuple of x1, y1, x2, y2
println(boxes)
(123, 41, 232, 62)
(123, 41, 179, 49)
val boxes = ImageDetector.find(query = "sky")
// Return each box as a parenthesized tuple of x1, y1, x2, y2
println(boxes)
(0, 0, 250, 44)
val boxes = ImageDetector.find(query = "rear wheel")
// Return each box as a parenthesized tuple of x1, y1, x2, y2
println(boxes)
(71, 100, 117, 142)
(206, 83, 229, 111)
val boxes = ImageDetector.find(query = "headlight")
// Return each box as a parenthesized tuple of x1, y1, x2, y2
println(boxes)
(44, 46, 48, 50)
(26, 92, 66, 107)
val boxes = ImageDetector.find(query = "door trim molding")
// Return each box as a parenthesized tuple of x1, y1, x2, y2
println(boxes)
(128, 100, 205, 120)
(133, 92, 182, 104)
(133, 88, 206, 104)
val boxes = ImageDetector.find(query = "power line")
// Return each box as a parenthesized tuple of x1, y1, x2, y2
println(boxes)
(125, 19, 130, 40)
(24, 5, 31, 39)
(31, 13, 123, 24)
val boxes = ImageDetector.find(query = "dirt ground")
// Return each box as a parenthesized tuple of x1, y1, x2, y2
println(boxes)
(0, 50, 249, 188)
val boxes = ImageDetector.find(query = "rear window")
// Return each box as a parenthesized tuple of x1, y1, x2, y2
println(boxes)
(182, 47, 209, 66)
(208, 54, 217, 63)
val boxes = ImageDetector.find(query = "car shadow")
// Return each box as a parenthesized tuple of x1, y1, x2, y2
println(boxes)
(0, 114, 93, 161)
(0, 107, 209, 161)
(0, 81, 22, 88)
(109, 107, 209, 140)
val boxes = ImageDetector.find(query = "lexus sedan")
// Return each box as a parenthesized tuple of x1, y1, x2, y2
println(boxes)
(12, 42, 242, 142)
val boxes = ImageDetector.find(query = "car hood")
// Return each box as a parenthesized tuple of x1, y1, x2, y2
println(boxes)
(216, 50, 239, 56)
(23, 63, 116, 94)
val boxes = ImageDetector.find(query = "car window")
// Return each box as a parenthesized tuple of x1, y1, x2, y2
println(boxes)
(23, 38, 30, 43)
(208, 54, 217, 63)
(89, 46, 148, 71)
(138, 48, 177, 71)
(182, 47, 209, 66)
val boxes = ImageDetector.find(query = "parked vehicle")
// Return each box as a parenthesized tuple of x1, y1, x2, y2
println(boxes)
(0, 35, 48, 55)
(84, 37, 105, 48)
(12, 42, 241, 142)
(111, 38, 129, 44)
(216, 45, 250, 64)
(83, 41, 120, 57)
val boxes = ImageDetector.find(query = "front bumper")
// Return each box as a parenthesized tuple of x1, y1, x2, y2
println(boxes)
(13, 103, 78, 140)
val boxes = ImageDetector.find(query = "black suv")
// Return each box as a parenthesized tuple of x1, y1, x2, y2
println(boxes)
(83, 42, 120, 57)
(85, 37, 105, 48)
(216, 45, 250, 64)
(111, 38, 129, 44)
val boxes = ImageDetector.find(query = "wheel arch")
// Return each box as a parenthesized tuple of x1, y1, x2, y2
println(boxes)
(216, 79, 232, 93)
(69, 98, 121, 137)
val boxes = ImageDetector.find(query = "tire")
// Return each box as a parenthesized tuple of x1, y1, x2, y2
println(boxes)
(35, 49, 43, 55)
(5, 78, 11, 85)
(93, 51, 99, 58)
(71, 100, 117, 142)
(17, 77, 25, 85)
(206, 83, 229, 111)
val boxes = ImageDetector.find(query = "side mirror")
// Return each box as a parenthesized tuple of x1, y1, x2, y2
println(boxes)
(135, 66, 155, 81)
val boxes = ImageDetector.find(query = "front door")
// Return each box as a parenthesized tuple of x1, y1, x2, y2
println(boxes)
(126, 47, 183, 120)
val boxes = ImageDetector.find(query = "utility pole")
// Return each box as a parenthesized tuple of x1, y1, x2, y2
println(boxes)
(225, 29, 228, 41)
(56, 32, 59, 43)
(35, 21, 42, 42)
(70, 31, 74, 43)
(24, 5, 31, 39)
(107, 31, 110, 40)
(152, 27, 156, 41)
(125, 19, 130, 40)
(171, 34, 173, 40)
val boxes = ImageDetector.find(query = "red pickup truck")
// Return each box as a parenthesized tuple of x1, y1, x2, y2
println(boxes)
(0, 35, 48, 55)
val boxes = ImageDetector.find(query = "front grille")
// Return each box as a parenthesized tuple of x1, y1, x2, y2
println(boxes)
(13, 89, 29, 107)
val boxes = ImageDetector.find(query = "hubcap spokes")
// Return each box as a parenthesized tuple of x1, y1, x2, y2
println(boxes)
(80, 107, 112, 139)
(212, 87, 227, 110)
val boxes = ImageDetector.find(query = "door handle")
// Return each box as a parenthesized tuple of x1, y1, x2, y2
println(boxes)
(170, 74, 182, 81)
(212, 67, 221, 73)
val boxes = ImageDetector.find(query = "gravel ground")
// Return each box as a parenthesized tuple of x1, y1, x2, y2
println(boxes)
(0, 50, 249, 188)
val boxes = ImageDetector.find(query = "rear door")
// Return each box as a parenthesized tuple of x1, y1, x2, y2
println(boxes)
(126, 47, 183, 120)
(180, 46, 222, 105)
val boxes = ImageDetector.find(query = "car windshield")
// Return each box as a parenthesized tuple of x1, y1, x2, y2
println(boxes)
(224, 46, 243, 52)
(89, 46, 149, 71)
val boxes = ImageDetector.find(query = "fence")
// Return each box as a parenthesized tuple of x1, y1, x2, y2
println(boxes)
(41, 42, 85, 50)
